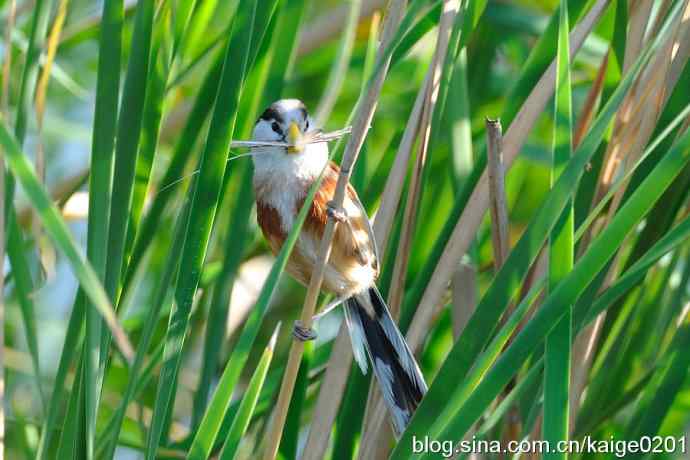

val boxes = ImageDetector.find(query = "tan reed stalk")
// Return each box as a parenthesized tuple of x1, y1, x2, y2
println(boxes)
(357, 3, 461, 458)
(301, 51, 431, 460)
(573, 51, 608, 148)
(260, 2, 407, 458)
(373, 70, 429, 256)
(300, 326, 353, 460)
(486, 118, 509, 269)
(32, 0, 69, 278)
(451, 262, 477, 339)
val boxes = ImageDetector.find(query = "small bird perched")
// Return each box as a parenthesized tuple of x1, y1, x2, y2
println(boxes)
(251, 99, 427, 437)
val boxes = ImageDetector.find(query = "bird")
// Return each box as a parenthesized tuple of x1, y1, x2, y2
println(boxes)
(251, 98, 427, 437)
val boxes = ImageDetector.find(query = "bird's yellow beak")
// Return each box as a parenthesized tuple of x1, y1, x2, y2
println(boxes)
(287, 122, 304, 154)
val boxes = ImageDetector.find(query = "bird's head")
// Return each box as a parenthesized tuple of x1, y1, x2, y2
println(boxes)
(252, 99, 318, 153)
(251, 99, 327, 182)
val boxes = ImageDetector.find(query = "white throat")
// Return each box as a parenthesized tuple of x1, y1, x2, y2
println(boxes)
(252, 142, 329, 232)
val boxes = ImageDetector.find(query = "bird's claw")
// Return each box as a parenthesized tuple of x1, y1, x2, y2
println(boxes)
(327, 201, 347, 223)
(293, 320, 317, 342)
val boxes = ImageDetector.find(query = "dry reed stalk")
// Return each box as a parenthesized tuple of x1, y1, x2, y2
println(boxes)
(403, 0, 611, 354)
(574, 27, 671, 302)
(35, 0, 68, 169)
(372, 71, 429, 255)
(485, 117, 524, 450)
(576, 66, 665, 251)
(32, 0, 69, 278)
(569, 2, 690, 425)
(486, 118, 509, 269)
(300, 326, 353, 460)
(386, 0, 457, 318)
(587, 0, 655, 213)
(380, 103, 430, 316)
(357, 4, 461, 457)
(573, 51, 608, 148)
(260, 2, 407, 458)
(622, 0, 655, 73)
(650, 0, 675, 37)
(300, 61, 431, 460)
(301, 59, 432, 460)
(607, 4, 690, 215)
(451, 262, 477, 339)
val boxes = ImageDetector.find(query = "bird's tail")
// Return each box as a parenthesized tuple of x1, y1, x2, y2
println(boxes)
(343, 286, 428, 437)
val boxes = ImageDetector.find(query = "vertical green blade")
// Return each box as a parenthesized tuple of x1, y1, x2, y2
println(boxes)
(145, 1, 256, 455)
(544, 1, 574, 457)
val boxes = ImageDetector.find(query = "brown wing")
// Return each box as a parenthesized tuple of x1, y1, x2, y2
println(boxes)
(300, 162, 379, 276)
(256, 162, 379, 294)
(256, 201, 285, 254)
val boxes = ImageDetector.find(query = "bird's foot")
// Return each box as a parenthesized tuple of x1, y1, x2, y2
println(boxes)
(292, 320, 317, 341)
(327, 200, 348, 223)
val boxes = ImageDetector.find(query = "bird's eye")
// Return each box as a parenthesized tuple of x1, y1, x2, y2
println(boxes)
(305, 120, 310, 131)
(271, 122, 281, 134)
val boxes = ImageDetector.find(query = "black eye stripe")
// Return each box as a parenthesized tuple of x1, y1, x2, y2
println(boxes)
(271, 122, 281, 134)
(259, 106, 283, 124)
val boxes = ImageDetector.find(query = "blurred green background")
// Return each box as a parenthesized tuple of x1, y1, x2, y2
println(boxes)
(1, 0, 690, 459)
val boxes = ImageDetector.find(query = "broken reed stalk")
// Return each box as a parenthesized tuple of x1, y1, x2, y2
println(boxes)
(486, 116, 524, 450)
(486, 118, 509, 269)
(259, 2, 407, 459)
(486, 117, 516, 334)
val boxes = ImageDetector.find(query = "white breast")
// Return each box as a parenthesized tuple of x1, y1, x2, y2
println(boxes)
(252, 142, 329, 233)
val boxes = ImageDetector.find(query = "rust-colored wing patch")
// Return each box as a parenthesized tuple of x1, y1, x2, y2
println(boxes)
(298, 162, 378, 276)
(256, 201, 285, 255)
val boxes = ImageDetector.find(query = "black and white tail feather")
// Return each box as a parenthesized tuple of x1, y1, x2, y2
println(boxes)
(343, 286, 427, 437)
